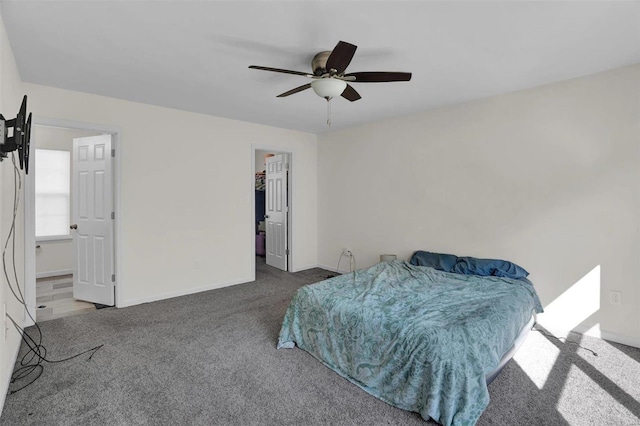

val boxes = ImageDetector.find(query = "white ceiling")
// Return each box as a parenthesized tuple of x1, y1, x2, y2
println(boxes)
(1, 1, 639, 134)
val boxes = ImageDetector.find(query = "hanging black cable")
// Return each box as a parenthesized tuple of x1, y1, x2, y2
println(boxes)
(6, 315, 103, 394)
(3, 152, 104, 395)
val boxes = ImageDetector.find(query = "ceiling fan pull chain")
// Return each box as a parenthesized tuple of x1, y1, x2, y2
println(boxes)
(326, 98, 332, 127)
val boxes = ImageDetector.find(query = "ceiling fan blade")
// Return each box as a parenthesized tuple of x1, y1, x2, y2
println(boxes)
(277, 83, 312, 98)
(341, 84, 361, 102)
(326, 41, 357, 74)
(345, 72, 412, 83)
(249, 65, 312, 77)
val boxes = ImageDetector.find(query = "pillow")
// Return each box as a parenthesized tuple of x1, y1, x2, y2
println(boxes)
(451, 256, 529, 279)
(409, 251, 458, 272)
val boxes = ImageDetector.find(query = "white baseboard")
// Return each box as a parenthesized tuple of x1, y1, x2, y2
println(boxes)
(573, 324, 640, 349)
(36, 269, 72, 279)
(119, 277, 252, 308)
(1, 324, 23, 414)
(290, 264, 321, 273)
(318, 264, 350, 274)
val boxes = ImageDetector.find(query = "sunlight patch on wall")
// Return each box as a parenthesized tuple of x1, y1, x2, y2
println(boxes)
(539, 265, 600, 336)
(513, 335, 560, 389)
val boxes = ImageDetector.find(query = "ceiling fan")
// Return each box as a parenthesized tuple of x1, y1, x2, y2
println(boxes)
(249, 41, 412, 125)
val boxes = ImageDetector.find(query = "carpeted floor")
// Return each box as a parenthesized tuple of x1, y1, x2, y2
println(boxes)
(2, 258, 640, 425)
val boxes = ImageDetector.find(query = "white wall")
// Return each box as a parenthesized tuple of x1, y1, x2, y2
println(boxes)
(0, 8, 24, 412)
(318, 65, 640, 344)
(23, 83, 318, 306)
(34, 126, 103, 277)
(35, 240, 71, 277)
(35, 126, 102, 151)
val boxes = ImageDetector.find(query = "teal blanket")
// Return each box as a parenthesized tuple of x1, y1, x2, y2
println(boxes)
(278, 260, 543, 425)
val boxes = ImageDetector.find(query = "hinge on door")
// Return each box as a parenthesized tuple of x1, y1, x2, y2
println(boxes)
(111, 211, 115, 220)
(111, 148, 115, 157)
(285, 249, 289, 255)
(111, 274, 115, 282)
(285, 163, 289, 170)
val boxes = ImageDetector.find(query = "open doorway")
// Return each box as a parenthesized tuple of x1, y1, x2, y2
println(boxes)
(32, 126, 105, 321)
(24, 118, 122, 325)
(253, 148, 291, 273)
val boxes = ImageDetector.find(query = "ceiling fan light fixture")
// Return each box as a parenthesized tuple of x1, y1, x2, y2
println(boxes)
(311, 78, 347, 99)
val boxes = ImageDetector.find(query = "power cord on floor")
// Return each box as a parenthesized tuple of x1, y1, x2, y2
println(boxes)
(2, 152, 104, 395)
(532, 324, 598, 357)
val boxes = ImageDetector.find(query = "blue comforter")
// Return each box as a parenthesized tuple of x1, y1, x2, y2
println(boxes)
(278, 260, 543, 425)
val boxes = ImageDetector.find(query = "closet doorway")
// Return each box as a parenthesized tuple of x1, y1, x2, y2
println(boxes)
(253, 148, 291, 272)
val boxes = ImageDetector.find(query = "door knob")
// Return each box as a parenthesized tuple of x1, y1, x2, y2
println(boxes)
(70, 224, 78, 230)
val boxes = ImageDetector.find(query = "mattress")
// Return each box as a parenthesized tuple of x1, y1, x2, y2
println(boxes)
(278, 260, 543, 425)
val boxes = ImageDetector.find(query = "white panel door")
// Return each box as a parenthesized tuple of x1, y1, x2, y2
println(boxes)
(265, 154, 288, 271)
(72, 135, 114, 305)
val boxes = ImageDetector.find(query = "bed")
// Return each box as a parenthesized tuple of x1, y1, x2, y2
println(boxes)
(278, 254, 543, 426)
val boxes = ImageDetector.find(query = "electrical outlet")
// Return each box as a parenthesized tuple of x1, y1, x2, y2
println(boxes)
(609, 291, 622, 306)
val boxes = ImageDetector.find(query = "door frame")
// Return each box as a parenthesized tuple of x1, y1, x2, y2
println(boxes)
(24, 117, 123, 325)
(251, 145, 292, 277)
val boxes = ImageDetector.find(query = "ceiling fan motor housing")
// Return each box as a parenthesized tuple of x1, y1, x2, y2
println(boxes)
(312, 51, 332, 76)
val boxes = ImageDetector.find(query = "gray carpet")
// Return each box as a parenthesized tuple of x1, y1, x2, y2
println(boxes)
(2, 258, 640, 425)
